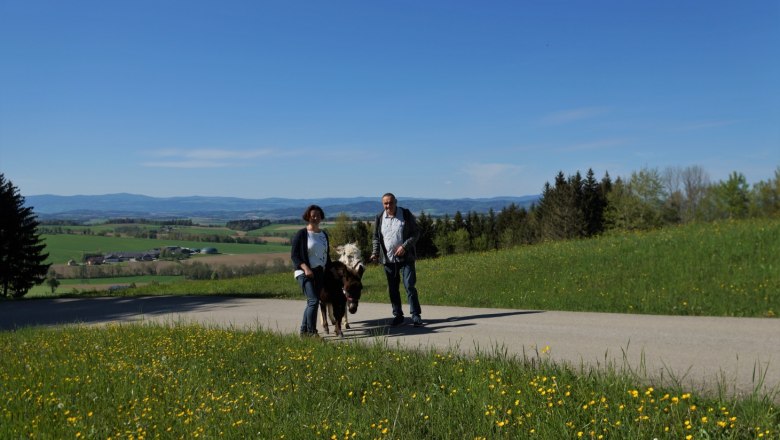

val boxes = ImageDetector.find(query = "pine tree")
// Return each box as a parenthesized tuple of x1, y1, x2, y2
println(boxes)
(582, 168, 610, 236)
(495, 203, 532, 248)
(415, 211, 437, 259)
(0, 173, 51, 298)
(536, 171, 586, 241)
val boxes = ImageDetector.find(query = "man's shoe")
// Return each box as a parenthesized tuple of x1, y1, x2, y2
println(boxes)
(391, 315, 405, 326)
(412, 316, 424, 327)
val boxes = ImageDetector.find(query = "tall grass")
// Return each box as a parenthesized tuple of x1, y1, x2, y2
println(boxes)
(419, 218, 779, 317)
(127, 218, 780, 317)
(1, 324, 776, 439)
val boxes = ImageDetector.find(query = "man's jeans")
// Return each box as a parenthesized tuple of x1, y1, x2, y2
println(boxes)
(383, 261, 422, 317)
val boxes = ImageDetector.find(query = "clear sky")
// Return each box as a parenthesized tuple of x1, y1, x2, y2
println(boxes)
(1, 1, 778, 200)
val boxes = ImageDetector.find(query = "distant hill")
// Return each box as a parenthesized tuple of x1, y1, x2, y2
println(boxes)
(25, 193, 540, 222)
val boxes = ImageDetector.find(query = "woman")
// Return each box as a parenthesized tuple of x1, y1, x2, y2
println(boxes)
(290, 204, 330, 336)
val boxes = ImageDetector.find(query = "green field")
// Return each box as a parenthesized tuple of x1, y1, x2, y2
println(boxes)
(124, 218, 780, 318)
(1, 324, 776, 439)
(26, 275, 185, 297)
(246, 222, 329, 238)
(41, 234, 290, 264)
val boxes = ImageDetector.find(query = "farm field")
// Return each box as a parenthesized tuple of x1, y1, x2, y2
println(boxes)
(41, 234, 290, 265)
(36, 222, 329, 289)
(246, 223, 302, 237)
(43, 252, 290, 293)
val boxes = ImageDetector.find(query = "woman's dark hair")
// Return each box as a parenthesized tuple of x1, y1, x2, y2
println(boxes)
(302, 204, 325, 221)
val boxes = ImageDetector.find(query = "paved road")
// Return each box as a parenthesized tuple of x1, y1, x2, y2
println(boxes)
(1, 296, 778, 399)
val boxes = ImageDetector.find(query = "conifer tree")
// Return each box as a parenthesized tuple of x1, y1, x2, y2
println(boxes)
(0, 173, 51, 298)
(483, 208, 498, 250)
(536, 171, 586, 241)
(582, 168, 610, 236)
(415, 211, 438, 259)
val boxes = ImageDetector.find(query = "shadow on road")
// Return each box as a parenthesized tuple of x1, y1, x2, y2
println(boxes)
(330, 310, 545, 341)
(0, 296, 253, 331)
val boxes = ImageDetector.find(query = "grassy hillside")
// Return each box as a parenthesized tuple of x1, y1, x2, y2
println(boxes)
(125, 218, 779, 317)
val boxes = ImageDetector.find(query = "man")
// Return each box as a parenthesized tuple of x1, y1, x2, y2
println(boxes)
(370, 193, 424, 327)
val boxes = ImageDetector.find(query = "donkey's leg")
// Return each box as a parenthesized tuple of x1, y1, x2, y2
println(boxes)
(334, 303, 346, 337)
(319, 302, 330, 334)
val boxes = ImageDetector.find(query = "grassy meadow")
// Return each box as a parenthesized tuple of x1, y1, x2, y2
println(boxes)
(25, 275, 186, 297)
(4, 218, 778, 438)
(1, 324, 777, 439)
(125, 218, 780, 318)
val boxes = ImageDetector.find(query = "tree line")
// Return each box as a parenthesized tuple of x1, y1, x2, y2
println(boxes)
(328, 166, 780, 260)
(225, 219, 272, 231)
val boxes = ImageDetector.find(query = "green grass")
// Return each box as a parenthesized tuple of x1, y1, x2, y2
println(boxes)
(4, 219, 779, 438)
(246, 222, 336, 238)
(26, 276, 185, 297)
(416, 218, 779, 317)
(1, 324, 776, 439)
(128, 218, 780, 318)
(41, 234, 290, 264)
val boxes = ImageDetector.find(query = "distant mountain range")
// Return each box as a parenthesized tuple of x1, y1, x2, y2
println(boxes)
(25, 193, 540, 222)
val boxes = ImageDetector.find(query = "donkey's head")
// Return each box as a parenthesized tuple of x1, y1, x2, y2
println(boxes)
(330, 259, 363, 314)
(336, 243, 365, 278)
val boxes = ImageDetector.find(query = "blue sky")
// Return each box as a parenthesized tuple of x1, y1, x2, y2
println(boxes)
(1, 1, 778, 200)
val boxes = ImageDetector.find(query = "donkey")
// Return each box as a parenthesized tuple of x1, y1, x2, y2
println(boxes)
(319, 259, 363, 337)
(336, 243, 365, 330)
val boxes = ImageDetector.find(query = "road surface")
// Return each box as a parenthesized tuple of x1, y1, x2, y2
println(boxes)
(1, 296, 778, 399)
